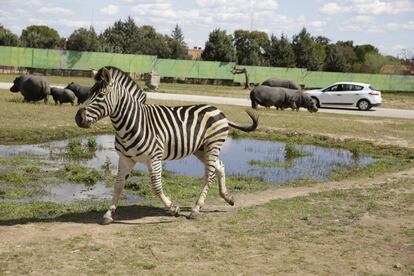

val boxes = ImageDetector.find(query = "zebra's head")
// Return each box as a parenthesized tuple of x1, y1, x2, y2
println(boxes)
(75, 67, 117, 128)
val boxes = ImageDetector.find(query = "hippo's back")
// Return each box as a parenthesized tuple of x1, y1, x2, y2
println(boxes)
(262, 78, 300, 90)
(252, 85, 289, 107)
(21, 76, 50, 101)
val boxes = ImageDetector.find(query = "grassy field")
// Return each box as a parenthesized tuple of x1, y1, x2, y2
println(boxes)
(0, 75, 413, 275)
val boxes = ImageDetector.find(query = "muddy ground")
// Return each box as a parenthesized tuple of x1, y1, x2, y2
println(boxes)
(0, 165, 413, 275)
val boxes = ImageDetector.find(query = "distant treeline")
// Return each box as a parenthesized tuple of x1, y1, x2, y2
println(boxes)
(0, 17, 412, 75)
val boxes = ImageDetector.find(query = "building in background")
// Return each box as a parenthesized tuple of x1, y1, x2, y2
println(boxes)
(188, 47, 203, 60)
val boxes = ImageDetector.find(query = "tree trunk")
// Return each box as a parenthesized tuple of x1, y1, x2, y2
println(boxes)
(231, 66, 251, 89)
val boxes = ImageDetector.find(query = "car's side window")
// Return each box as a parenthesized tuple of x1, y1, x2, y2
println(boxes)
(349, 85, 363, 91)
(323, 85, 335, 92)
(342, 84, 351, 91)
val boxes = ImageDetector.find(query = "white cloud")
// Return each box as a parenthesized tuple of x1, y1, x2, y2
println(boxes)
(338, 15, 385, 33)
(321, 0, 414, 16)
(385, 21, 414, 31)
(309, 20, 326, 28)
(100, 5, 119, 15)
(320, 3, 348, 15)
(352, 0, 414, 15)
(38, 6, 73, 16)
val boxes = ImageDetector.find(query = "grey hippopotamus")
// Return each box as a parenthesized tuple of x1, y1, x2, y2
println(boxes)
(65, 82, 91, 104)
(9, 75, 50, 103)
(261, 78, 300, 90)
(250, 85, 318, 112)
(50, 87, 76, 105)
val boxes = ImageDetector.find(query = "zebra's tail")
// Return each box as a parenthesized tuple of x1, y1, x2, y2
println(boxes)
(228, 110, 258, 132)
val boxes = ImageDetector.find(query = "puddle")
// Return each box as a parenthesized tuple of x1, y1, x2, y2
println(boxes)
(0, 135, 376, 203)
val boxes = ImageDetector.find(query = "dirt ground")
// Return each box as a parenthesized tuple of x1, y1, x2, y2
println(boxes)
(0, 166, 413, 275)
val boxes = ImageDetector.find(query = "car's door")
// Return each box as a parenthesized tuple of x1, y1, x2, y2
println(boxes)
(346, 84, 364, 104)
(319, 84, 354, 106)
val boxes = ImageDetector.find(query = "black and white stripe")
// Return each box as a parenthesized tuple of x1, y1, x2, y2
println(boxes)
(78, 66, 258, 223)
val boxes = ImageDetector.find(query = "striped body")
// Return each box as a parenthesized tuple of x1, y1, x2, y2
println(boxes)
(76, 66, 257, 222)
(113, 104, 229, 161)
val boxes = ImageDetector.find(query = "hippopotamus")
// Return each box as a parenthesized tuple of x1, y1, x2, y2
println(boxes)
(261, 78, 301, 90)
(50, 87, 76, 105)
(65, 82, 91, 104)
(9, 75, 50, 103)
(250, 85, 318, 112)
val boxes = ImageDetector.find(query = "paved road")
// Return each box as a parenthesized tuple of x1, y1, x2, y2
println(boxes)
(1, 82, 413, 119)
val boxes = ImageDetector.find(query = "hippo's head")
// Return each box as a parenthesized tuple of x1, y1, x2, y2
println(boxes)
(10, 76, 22, 93)
(65, 82, 75, 90)
(303, 94, 318, 113)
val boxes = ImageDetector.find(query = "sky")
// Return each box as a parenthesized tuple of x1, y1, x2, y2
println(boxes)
(0, 0, 413, 57)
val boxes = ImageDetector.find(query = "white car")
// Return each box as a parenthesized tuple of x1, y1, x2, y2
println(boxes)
(305, 82, 382, 111)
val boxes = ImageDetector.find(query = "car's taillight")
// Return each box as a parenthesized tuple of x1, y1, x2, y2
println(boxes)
(369, 91, 380, 95)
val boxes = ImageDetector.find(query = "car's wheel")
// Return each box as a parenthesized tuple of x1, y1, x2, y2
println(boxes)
(311, 97, 320, 108)
(357, 99, 371, 111)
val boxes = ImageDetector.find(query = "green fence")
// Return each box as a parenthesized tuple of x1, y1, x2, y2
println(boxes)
(0, 46, 155, 73)
(153, 59, 235, 80)
(1, 46, 413, 91)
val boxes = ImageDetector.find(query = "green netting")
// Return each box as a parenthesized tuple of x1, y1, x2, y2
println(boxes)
(154, 59, 234, 79)
(0, 46, 155, 73)
(302, 71, 414, 91)
(233, 65, 307, 85)
(1, 46, 413, 91)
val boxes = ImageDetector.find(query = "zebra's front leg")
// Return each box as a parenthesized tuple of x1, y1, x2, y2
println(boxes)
(148, 160, 180, 216)
(102, 156, 135, 225)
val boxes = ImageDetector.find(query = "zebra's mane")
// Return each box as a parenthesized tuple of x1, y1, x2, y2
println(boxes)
(94, 66, 146, 104)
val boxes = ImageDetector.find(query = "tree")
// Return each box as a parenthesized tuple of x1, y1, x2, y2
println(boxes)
(314, 35, 330, 46)
(100, 18, 171, 57)
(20, 25, 61, 49)
(99, 16, 140, 53)
(267, 34, 295, 67)
(354, 44, 379, 63)
(201, 28, 235, 62)
(66, 27, 100, 52)
(352, 44, 380, 72)
(231, 66, 250, 89)
(0, 25, 19, 46)
(136, 25, 171, 58)
(233, 30, 269, 66)
(324, 44, 347, 72)
(168, 24, 188, 59)
(291, 27, 323, 70)
(336, 41, 357, 72)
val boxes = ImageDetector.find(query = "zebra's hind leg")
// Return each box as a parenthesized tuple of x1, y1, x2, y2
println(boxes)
(102, 155, 135, 225)
(189, 150, 219, 219)
(148, 159, 180, 217)
(215, 159, 234, 206)
(194, 152, 234, 209)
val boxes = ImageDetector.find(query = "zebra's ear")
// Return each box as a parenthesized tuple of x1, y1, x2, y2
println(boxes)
(91, 68, 97, 78)
(101, 67, 111, 84)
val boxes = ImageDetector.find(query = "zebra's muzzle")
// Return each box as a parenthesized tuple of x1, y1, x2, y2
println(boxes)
(75, 107, 92, 128)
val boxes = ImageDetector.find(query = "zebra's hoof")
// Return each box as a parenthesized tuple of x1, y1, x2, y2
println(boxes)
(227, 195, 235, 206)
(170, 205, 180, 217)
(101, 216, 113, 225)
(188, 210, 199, 220)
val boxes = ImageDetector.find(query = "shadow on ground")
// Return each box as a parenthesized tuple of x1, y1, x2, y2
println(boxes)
(0, 205, 169, 226)
(0, 204, 229, 226)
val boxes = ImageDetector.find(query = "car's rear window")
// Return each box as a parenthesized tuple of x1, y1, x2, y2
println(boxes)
(369, 85, 379, 91)
(350, 85, 363, 91)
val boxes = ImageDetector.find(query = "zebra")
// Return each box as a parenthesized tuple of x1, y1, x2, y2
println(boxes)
(75, 66, 258, 224)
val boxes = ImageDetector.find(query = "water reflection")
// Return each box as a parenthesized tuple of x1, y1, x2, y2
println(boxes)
(0, 135, 376, 203)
